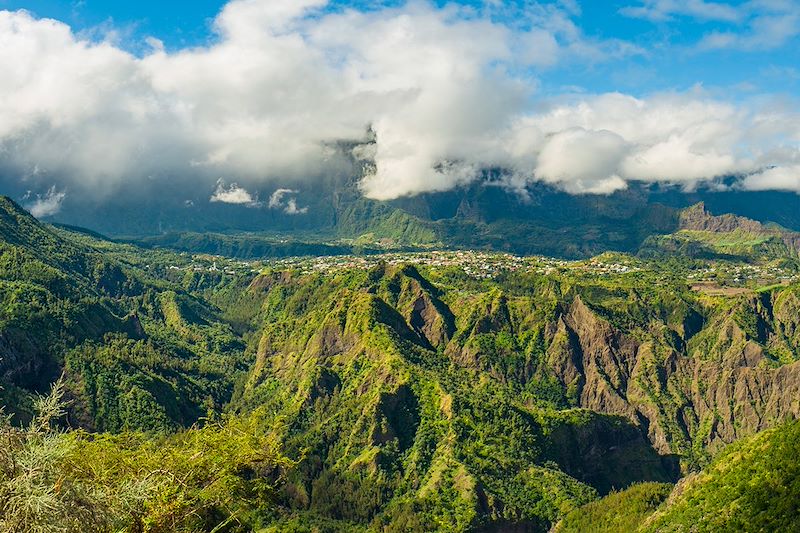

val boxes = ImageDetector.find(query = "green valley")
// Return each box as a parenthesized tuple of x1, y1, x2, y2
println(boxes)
(4, 2, 800, 530)
(2, 196, 800, 532)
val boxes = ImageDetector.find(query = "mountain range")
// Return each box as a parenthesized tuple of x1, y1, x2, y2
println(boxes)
(31, 168, 800, 260)
(2, 194, 800, 531)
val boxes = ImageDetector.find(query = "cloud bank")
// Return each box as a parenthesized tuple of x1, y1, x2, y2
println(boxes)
(0, 0, 799, 204)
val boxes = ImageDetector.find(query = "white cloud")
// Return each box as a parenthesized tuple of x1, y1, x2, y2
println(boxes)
(536, 128, 630, 194)
(24, 186, 66, 217)
(210, 180, 261, 206)
(621, 0, 743, 22)
(513, 91, 800, 194)
(268, 188, 296, 209)
(623, 0, 800, 51)
(284, 198, 309, 215)
(0, 2, 797, 203)
(268, 188, 308, 214)
(699, 9, 800, 50)
(743, 165, 800, 192)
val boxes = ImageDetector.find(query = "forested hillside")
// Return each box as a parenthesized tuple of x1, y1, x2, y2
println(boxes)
(2, 196, 800, 531)
(556, 419, 800, 532)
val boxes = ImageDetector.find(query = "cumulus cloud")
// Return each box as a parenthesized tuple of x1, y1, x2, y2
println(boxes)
(268, 189, 295, 209)
(210, 180, 261, 206)
(517, 91, 800, 193)
(24, 186, 66, 217)
(268, 188, 308, 215)
(284, 198, 309, 215)
(0, 1, 798, 204)
(536, 129, 629, 194)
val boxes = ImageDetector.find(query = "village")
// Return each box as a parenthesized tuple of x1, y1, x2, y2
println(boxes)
(164, 248, 800, 288)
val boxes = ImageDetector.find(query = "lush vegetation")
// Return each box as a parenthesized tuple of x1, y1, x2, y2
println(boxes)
(642, 419, 800, 532)
(556, 419, 800, 532)
(2, 196, 800, 531)
(131, 232, 391, 260)
(554, 482, 673, 532)
(0, 378, 291, 532)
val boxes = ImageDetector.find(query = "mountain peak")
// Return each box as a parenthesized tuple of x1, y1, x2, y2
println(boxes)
(679, 202, 766, 234)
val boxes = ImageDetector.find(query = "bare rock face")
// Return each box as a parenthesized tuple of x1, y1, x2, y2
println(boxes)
(443, 287, 800, 459)
(370, 264, 456, 350)
(545, 318, 583, 393)
(546, 291, 800, 459)
(405, 283, 455, 350)
(248, 271, 294, 292)
(561, 297, 639, 419)
(679, 202, 766, 233)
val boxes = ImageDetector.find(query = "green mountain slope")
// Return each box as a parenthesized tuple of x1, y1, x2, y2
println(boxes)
(554, 482, 673, 533)
(0, 197, 247, 431)
(231, 264, 676, 530)
(640, 202, 800, 263)
(557, 419, 800, 532)
(3, 197, 800, 531)
(643, 419, 800, 532)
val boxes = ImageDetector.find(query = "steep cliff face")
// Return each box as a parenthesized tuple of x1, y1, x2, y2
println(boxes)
(375, 264, 456, 350)
(434, 269, 800, 468)
(411, 262, 800, 467)
(530, 288, 800, 463)
(679, 202, 767, 233)
(557, 297, 640, 419)
(244, 261, 800, 502)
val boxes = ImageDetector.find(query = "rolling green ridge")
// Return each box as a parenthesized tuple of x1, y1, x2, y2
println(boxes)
(0, 197, 248, 431)
(129, 232, 391, 259)
(1, 196, 800, 531)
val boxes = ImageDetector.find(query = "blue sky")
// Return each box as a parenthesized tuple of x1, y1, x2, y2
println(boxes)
(2, 0, 798, 97)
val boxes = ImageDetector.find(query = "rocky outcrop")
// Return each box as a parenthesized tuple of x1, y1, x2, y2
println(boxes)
(545, 291, 800, 459)
(409, 291, 454, 349)
(679, 202, 800, 256)
(375, 265, 456, 350)
(679, 202, 766, 233)
(560, 297, 640, 419)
